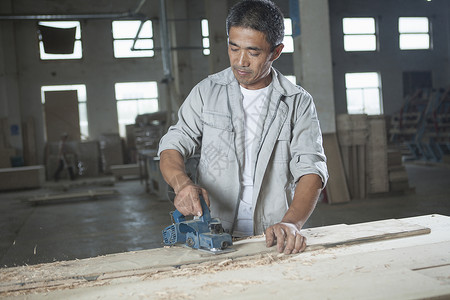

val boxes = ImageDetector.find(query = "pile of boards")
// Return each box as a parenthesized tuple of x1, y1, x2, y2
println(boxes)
(336, 114, 411, 200)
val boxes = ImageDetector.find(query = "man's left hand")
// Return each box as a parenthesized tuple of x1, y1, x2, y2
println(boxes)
(265, 222, 307, 254)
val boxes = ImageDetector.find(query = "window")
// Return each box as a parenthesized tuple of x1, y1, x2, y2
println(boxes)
(115, 81, 158, 136)
(201, 19, 210, 56)
(342, 18, 377, 51)
(38, 21, 82, 60)
(112, 20, 154, 58)
(345, 72, 382, 115)
(41, 85, 88, 139)
(399, 17, 430, 50)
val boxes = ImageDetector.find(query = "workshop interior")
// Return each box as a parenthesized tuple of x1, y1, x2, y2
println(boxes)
(0, 0, 450, 298)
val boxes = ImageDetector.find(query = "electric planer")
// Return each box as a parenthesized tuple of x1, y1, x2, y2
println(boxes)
(162, 194, 234, 254)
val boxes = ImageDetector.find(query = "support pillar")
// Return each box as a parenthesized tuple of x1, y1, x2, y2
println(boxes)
(293, 0, 335, 133)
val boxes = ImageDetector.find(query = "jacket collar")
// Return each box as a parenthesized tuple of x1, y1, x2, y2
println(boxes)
(208, 67, 303, 98)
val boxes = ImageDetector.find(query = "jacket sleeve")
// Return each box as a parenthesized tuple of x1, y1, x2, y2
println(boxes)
(289, 92, 329, 187)
(158, 84, 204, 159)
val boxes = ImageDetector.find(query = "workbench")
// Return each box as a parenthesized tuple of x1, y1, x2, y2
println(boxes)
(1, 214, 449, 299)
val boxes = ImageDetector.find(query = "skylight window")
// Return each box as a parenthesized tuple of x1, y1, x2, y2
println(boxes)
(38, 21, 82, 60)
(112, 20, 154, 58)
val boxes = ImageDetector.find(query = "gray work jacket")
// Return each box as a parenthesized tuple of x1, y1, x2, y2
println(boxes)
(158, 67, 328, 235)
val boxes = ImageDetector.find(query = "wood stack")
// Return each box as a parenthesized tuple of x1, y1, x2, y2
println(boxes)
(322, 133, 351, 204)
(336, 114, 369, 199)
(366, 116, 389, 194)
(387, 149, 411, 193)
(337, 114, 392, 199)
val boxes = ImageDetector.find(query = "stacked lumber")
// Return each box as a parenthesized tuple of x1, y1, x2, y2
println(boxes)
(322, 133, 351, 204)
(366, 116, 389, 194)
(336, 114, 369, 199)
(337, 114, 393, 199)
(387, 149, 411, 193)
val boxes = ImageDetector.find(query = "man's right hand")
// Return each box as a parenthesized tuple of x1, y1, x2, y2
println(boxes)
(159, 149, 210, 216)
(174, 184, 210, 216)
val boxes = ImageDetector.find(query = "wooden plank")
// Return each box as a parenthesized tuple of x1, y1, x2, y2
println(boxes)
(0, 217, 431, 295)
(28, 189, 118, 204)
(358, 145, 366, 199)
(323, 133, 351, 203)
(7, 242, 449, 300)
(351, 145, 358, 198)
(44, 90, 80, 142)
(367, 116, 389, 194)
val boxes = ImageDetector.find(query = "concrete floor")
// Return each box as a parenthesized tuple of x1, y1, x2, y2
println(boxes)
(0, 162, 449, 268)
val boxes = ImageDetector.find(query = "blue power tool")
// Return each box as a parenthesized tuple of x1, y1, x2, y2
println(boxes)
(162, 195, 234, 254)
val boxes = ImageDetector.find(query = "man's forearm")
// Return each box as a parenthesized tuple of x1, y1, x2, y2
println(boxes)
(281, 174, 323, 229)
(159, 149, 193, 193)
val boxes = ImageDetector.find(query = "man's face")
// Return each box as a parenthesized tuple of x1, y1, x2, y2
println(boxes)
(228, 26, 283, 90)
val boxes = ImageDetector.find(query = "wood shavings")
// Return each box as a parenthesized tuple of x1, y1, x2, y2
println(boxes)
(217, 258, 233, 267)
(155, 291, 194, 300)
(233, 234, 265, 242)
(200, 279, 263, 293)
(143, 252, 290, 282)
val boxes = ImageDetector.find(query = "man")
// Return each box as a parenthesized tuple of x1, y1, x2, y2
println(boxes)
(54, 132, 75, 181)
(158, 0, 328, 254)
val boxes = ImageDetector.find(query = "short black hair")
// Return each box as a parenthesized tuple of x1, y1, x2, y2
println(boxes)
(226, 0, 285, 51)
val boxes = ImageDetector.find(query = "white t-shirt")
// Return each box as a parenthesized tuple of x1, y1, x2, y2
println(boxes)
(233, 84, 271, 237)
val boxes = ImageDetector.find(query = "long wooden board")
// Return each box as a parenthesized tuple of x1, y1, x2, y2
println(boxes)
(0, 217, 430, 296)
(28, 189, 118, 204)
(323, 133, 351, 203)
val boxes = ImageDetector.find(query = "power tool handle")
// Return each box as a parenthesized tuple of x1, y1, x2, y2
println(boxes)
(172, 193, 211, 223)
(199, 194, 211, 220)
